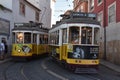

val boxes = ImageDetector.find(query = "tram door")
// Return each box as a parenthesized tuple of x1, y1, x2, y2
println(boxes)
(62, 28, 68, 60)
(33, 33, 37, 54)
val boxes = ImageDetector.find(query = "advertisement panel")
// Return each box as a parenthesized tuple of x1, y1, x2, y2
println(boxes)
(68, 45, 99, 59)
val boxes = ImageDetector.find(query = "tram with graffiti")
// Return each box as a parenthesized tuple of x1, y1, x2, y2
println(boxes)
(12, 22, 49, 60)
(49, 12, 100, 73)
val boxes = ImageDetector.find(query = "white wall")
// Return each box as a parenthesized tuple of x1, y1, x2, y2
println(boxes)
(51, 0, 55, 26)
(0, 2, 13, 52)
(27, 0, 40, 8)
(39, 0, 51, 28)
(106, 22, 120, 41)
(19, 0, 52, 28)
(12, 0, 37, 23)
(0, 0, 12, 10)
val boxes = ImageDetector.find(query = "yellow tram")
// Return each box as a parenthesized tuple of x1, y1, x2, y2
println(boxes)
(12, 22, 49, 60)
(49, 12, 101, 73)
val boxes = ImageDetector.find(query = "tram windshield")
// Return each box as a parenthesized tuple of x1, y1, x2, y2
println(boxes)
(12, 32, 31, 43)
(24, 33, 31, 43)
(16, 32, 24, 43)
(69, 27, 79, 44)
(69, 26, 100, 44)
(81, 27, 92, 44)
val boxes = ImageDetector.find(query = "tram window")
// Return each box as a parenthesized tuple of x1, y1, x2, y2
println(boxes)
(45, 35, 48, 44)
(39, 34, 42, 44)
(44, 35, 47, 44)
(24, 33, 31, 43)
(16, 32, 23, 43)
(33, 34, 37, 43)
(49, 33, 52, 44)
(40, 34, 44, 44)
(44, 35, 48, 44)
(42, 35, 45, 44)
(49, 31, 59, 45)
(53, 31, 59, 44)
(94, 28, 99, 44)
(55, 32, 57, 44)
(81, 27, 92, 44)
(63, 28, 67, 43)
(69, 27, 79, 44)
(51, 32, 54, 44)
(50, 33, 54, 44)
(56, 30, 59, 44)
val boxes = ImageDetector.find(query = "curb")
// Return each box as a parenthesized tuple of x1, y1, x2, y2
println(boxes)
(100, 59, 120, 73)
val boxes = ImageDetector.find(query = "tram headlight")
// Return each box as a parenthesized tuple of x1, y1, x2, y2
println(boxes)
(18, 49, 21, 53)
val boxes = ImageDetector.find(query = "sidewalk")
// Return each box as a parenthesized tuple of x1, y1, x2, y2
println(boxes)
(100, 59, 120, 73)
(0, 58, 11, 64)
(0, 54, 11, 64)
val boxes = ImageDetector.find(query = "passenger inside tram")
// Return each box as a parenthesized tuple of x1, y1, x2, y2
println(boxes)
(16, 32, 23, 43)
(69, 27, 79, 44)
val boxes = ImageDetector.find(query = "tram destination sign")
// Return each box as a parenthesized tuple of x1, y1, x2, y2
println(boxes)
(71, 12, 96, 19)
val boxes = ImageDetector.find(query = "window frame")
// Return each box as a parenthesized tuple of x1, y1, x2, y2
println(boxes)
(19, 2, 25, 16)
(98, 11, 103, 26)
(69, 26, 80, 44)
(24, 32, 32, 43)
(62, 28, 67, 43)
(108, 1, 116, 24)
(35, 11, 39, 22)
(97, 0, 103, 6)
(89, 0, 94, 11)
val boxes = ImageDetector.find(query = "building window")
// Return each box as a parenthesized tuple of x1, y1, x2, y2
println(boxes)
(98, 11, 103, 26)
(108, 2, 116, 23)
(98, 0, 102, 4)
(19, 2, 25, 16)
(35, 11, 39, 21)
(97, 0, 102, 6)
(90, 0, 94, 10)
(80, 6, 84, 12)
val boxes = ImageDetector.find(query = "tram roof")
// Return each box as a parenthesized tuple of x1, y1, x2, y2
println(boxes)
(52, 18, 100, 28)
(52, 12, 100, 29)
(12, 23, 48, 32)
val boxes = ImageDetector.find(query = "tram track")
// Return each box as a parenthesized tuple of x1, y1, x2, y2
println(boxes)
(2, 61, 30, 80)
(20, 63, 30, 80)
(2, 62, 16, 80)
(41, 57, 105, 80)
(1, 58, 120, 80)
(2, 63, 14, 80)
(41, 58, 69, 80)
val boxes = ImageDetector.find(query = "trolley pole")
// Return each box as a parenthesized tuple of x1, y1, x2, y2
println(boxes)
(103, 0, 106, 60)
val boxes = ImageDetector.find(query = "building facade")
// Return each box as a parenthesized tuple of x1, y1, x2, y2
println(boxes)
(73, 0, 120, 65)
(88, 0, 120, 65)
(0, 4, 12, 46)
(27, 0, 52, 28)
(73, 0, 88, 12)
(39, 0, 51, 28)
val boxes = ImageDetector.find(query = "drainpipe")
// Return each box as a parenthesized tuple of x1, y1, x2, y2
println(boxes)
(104, 0, 106, 60)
